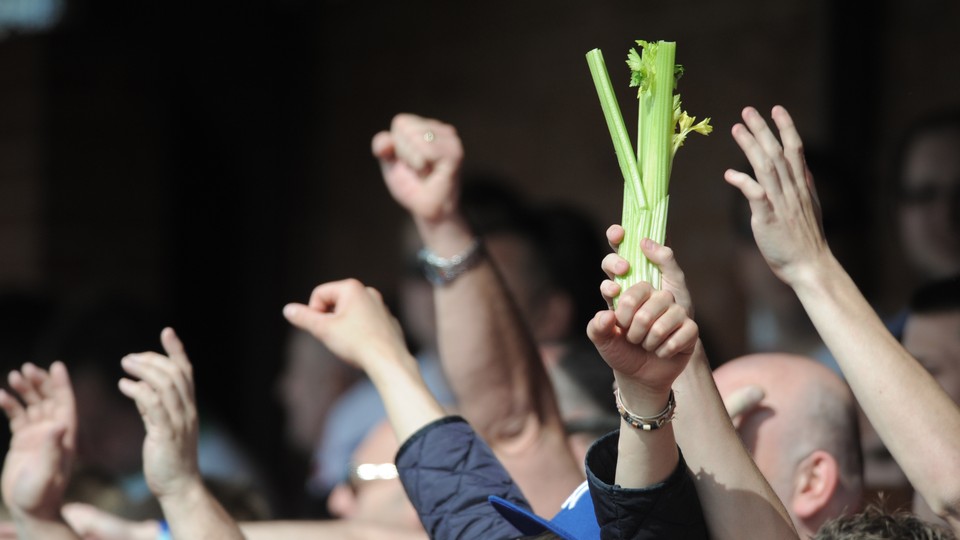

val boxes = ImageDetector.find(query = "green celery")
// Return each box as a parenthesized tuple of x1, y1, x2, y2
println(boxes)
(586, 40, 711, 293)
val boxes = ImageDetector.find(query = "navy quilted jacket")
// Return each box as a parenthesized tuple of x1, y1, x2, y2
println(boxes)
(395, 416, 708, 540)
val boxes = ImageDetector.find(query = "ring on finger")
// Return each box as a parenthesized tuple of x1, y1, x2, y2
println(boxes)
(423, 130, 435, 143)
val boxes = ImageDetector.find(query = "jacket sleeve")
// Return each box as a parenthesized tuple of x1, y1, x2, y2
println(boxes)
(586, 430, 709, 540)
(395, 416, 527, 540)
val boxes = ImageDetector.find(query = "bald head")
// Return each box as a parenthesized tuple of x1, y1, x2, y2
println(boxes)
(714, 353, 863, 536)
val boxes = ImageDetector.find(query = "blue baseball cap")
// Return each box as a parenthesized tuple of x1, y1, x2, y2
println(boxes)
(488, 480, 599, 539)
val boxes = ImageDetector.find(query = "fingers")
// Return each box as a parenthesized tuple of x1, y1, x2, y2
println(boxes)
(282, 302, 325, 338)
(8, 364, 44, 407)
(46, 361, 77, 449)
(641, 303, 687, 351)
(121, 353, 196, 436)
(601, 253, 629, 280)
(306, 278, 366, 313)
(770, 105, 822, 217)
(743, 107, 802, 196)
(615, 284, 674, 344)
(160, 328, 195, 398)
(0, 389, 25, 429)
(3, 362, 76, 437)
(724, 168, 773, 223)
(624, 291, 672, 346)
(118, 378, 173, 435)
(600, 280, 621, 309)
(724, 385, 765, 421)
(389, 114, 461, 177)
(606, 224, 625, 251)
(613, 282, 653, 329)
(371, 130, 396, 161)
(770, 106, 807, 190)
(653, 318, 699, 358)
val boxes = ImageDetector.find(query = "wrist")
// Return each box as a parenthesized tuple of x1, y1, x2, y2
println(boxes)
(613, 375, 673, 418)
(156, 475, 206, 508)
(413, 213, 475, 257)
(365, 350, 421, 387)
(788, 255, 851, 306)
(781, 250, 841, 292)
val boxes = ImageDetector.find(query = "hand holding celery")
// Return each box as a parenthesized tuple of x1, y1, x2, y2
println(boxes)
(586, 41, 711, 292)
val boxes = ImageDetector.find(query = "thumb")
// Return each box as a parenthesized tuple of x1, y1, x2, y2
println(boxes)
(640, 239, 693, 316)
(283, 303, 328, 340)
(586, 310, 619, 353)
(371, 131, 396, 162)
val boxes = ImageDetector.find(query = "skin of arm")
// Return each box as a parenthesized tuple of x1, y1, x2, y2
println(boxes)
(117, 328, 245, 540)
(600, 228, 798, 539)
(726, 105, 960, 533)
(371, 114, 582, 514)
(0, 362, 82, 540)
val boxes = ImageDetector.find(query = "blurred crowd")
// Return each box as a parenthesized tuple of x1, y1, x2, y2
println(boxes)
(0, 104, 958, 540)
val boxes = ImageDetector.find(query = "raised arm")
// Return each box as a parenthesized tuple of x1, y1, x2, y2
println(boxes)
(601, 229, 798, 539)
(0, 362, 81, 540)
(118, 328, 244, 540)
(585, 277, 709, 538)
(727, 105, 960, 532)
(372, 114, 582, 513)
(283, 279, 537, 539)
(284, 280, 444, 442)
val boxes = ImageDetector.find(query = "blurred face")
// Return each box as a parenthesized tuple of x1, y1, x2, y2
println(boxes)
(898, 129, 960, 279)
(903, 310, 960, 404)
(326, 421, 422, 530)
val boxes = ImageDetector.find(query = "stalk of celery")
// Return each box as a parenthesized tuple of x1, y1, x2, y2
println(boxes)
(585, 40, 711, 293)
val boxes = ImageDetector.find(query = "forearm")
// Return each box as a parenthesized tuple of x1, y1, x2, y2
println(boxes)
(793, 256, 960, 522)
(158, 482, 244, 540)
(365, 351, 446, 444)
(415, 216, 583, 513)
(673, 343, 797, 539)
(241, 520, 427, 540)
(416, 215, 552, 438)
(613, 377, 679, 489)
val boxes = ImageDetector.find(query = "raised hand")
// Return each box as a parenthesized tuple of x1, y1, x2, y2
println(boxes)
(117, 328, 199, 501)
(724, 106, 831, 286)
(372, 114, 464, 224)
(283, 279, 409, 372)
(119, 328, 244, 539)
(0, 362, 76, 523)
(587, 282, 698, 400)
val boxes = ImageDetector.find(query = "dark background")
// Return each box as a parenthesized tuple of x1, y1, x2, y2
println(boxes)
(1, 0, 958, 516)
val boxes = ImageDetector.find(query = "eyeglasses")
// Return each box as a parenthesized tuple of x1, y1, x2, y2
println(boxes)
(345, 462, 399, 493)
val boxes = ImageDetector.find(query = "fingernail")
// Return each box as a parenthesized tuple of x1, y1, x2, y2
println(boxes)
(283, 304, 298, 318)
